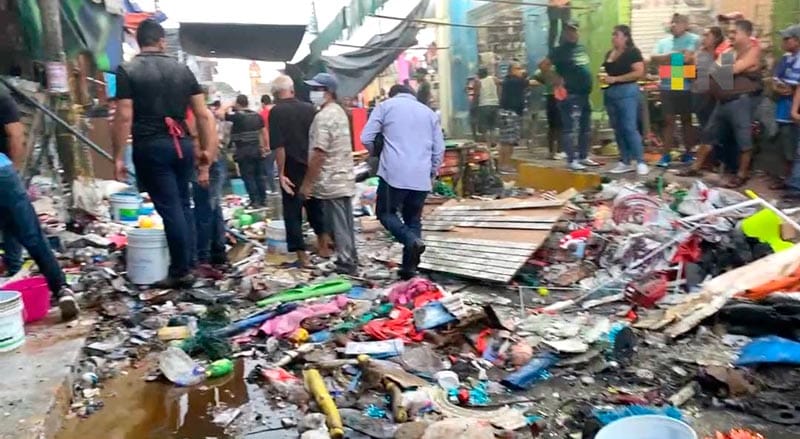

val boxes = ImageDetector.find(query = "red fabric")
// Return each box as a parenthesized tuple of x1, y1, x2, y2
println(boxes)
(715, 38, 759, 58)
(351, 107, 367, 152)
(672, 235, 702, 264)
(124, 12, 157, 32)
(164, 117, 186, 159)
(362, 307, 424, 343)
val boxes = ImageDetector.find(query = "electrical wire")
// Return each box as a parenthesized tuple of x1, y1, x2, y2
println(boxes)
(369, 14, 509, 29)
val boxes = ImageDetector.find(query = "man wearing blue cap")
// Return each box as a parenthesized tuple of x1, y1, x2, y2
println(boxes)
(300, 73, 358, 275)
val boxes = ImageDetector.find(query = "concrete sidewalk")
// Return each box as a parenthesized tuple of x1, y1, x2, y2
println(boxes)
(0, 310, 90, 439)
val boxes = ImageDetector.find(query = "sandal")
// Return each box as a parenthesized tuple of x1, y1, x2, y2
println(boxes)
(724, 175, 749, 189)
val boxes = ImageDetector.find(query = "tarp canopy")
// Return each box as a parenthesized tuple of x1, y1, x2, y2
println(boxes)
(178, 23, 306, 61)
(320, 0, 428, 98)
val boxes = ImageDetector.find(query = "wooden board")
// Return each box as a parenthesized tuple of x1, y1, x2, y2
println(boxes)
(423, 221, 555, 230)
(435, 199, 565, 211)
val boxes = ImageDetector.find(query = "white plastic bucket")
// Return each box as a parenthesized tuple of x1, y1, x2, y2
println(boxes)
(596, 415, 697, 439)
(0, 291, 25, 353)
(127, 228, 170, 285)
(266, 220, 289, 254)
(110, 193, 142, 225)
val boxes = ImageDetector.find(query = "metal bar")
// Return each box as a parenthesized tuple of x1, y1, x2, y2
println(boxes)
(0, 76, 113, 163)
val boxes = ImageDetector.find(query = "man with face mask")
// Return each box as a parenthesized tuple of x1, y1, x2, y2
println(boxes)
(269, 75, 331, 266)
(299, 73, 358, 275)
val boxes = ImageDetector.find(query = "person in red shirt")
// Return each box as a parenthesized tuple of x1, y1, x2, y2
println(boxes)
(260, 94, 277, 193)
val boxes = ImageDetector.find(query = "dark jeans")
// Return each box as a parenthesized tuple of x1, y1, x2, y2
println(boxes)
(714, 95, 754, 168)
(282, 158, 327, 252)
(133, 136, 195, 278)
(263, 150, 277, 192)
(237, 156, 267, 206)
(0, 165, 66, 296)
(605, 83, 644, 165)
(376, 178, 427, 275)
(547, 6, 571, 50)
(557, 93, 591, 163)
(785, 126, 800, 192)
(322, 197, 358, 271)
(192, 159, 227, 265)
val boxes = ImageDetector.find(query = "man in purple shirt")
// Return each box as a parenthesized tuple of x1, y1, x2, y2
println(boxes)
(361, 85, 445, 279)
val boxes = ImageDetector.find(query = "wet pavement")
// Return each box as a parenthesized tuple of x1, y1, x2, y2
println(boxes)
(55, 359, 297, 439)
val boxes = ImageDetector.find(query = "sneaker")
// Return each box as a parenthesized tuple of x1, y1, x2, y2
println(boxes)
(569, 161, 587, 171)
(657, 153, 671, 168)
(580, 158, 600, 167)
(609, 163, 634, 174)
(636, 163, 650, 176)
(553, 152, 567, 160)
(58, 287, 80, 321)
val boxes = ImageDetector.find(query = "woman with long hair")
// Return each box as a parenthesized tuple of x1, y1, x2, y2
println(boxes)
(602, 24, 648, 175)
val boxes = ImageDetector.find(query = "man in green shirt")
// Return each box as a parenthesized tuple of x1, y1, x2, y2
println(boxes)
(546, 20, 598, 171)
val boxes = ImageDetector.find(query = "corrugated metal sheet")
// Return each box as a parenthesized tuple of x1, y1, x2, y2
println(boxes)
(631, 0, 714, 56)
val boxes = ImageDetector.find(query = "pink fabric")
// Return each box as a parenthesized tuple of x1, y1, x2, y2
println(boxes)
(260, 295, 349, 337)
(395, 56, 411, 84)
(387, 278, 438, 306)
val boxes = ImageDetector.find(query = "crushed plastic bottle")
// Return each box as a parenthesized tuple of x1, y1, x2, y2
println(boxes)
(206, 359, 234, 378)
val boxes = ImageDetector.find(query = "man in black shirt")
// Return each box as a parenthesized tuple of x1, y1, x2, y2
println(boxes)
(498, 62, 539, 173)
(221, 95, 269, 207)
(0, 87, 79, 320)
(269, 74, 330, 266)
(112, 19, 215, 287)
(416, 68, 432, 108)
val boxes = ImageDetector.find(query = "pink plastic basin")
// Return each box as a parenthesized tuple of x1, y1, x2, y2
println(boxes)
(1, 276, 51, 323)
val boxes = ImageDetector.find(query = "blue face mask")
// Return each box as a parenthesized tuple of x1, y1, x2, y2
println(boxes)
(0, 152, 12, 168)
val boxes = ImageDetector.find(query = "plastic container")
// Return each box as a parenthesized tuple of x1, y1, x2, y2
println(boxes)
(127, 228, 170, 285)
(595, 415, 697, 439)
(266, 220, 289, 254)
(206, 359, 235, 378)
(138, 202, 155, 216)
(230, 178, 247, 196)
(0, 291, 25, 352)
(434, 371, 460, 391)
(2, 276, 51, 323)
(159, 347, 205, 386)
(110, 192, 142, 225)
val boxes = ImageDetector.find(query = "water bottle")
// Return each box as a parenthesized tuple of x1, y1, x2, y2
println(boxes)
(500, 352, 559, 390)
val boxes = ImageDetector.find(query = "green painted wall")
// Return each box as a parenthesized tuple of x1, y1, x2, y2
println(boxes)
(773, 0, 800, 57)
(573, 0, 630, 108)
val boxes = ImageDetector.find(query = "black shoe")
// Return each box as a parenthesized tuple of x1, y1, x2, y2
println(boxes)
(409, 239, 426, 269)
(334, 263, 359, 277)
(152, 274, 196, 289)
(398, 271, 416, 281)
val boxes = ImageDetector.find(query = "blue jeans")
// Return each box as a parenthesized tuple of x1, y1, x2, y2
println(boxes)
(786, 126, 800, 193)
(0, 165, 66, 295)
(192, 159, 227, 265)
(132, 136, 195, 278)
(376, 178, 427, 274)
(604, 83, 644, 165)
(557, 94, 591, 163)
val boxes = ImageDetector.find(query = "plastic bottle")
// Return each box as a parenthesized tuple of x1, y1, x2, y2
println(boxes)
(205, 359, 234, 378)
(174, 365, 206, 387)
(599, 65, 609, 89)
(500, 352, 559, 390)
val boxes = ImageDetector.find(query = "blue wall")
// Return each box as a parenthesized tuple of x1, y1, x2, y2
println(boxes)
(449, 0, 479, 132)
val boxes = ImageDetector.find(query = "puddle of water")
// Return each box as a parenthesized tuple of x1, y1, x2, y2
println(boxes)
(56, 359, 290, 439)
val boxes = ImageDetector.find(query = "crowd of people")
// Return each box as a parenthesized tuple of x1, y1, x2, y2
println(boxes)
(468, 12, 800, 194)
(105, 20, 443, 296)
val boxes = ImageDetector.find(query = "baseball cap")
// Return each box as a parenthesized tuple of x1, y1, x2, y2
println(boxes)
(564, 20, 579, 30)
(304, 73, 338, 92)
(781, 24, 800, 40)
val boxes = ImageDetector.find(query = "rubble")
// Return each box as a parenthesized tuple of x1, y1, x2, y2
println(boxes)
(7, 175, 800, 439)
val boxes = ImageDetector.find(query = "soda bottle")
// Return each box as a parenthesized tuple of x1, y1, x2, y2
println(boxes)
(205, 359, 234, 378)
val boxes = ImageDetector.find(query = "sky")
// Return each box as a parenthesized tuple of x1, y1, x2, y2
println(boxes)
(134, 0, 427, 96)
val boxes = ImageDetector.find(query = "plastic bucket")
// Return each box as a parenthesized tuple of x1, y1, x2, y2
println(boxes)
(0, 291, 25, 352)
(266, 220, 289, 254)
(127, 228, 170, 285)
(595, 415, 697, 439)
(110, 192, 142, 225)
(230, 179, 247, 197)
(1, 276, 51, 323)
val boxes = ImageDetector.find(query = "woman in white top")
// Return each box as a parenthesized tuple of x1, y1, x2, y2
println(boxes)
(475, 67, 501, 145)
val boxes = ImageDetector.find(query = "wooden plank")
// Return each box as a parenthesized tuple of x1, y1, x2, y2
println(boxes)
(421, 225, 455, 232)
(423, 249, 528, 270)
(419, 262, 514, 282)
(427, 211, 506, 217)
(423, 221, 554, 230)
(423, 245, 532, 259)
(435, 200, 565, 211)
(424, 235, 539, 250)
(424, 241, 534, 257)
(420, 257, 519, 276)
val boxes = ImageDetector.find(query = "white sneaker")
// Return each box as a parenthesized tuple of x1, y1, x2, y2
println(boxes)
(609, 162, 634, 174)
(553, 152, 567, 160)
(580, 158, 600, 167)
(569, 161, 587, 171)
(636, 163, 650, 175)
